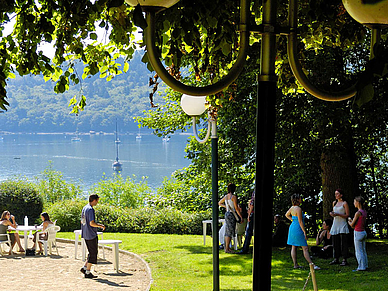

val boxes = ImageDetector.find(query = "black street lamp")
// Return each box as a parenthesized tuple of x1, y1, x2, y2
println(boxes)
(125, 0, 388, 290)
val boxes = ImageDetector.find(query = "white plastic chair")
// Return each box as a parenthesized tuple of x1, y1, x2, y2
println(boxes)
(37, 225, 61, 256)
(0, 233, 12, 256)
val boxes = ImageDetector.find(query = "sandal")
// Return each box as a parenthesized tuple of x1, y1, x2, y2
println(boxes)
(225, 250, 234, 254)
(340, 260, 349, 266)
(294, 265, 303, 269)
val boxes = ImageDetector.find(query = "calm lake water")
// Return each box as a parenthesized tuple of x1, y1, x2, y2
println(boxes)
(0, 133, 191, 191)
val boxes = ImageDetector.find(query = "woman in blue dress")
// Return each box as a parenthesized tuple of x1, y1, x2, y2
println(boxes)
(285, 194, 320, 270)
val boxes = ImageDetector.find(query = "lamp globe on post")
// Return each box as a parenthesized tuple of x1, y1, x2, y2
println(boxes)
(180, 94, 207, 116)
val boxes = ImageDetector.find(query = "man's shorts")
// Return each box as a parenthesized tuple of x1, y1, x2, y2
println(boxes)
(85, 236, 98, 264)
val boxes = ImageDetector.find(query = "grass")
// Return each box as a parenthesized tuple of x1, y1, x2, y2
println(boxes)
(58, 232, 388, 290)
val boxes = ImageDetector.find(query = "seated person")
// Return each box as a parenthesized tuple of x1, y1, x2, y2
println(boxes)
(0, 211, 25, 254)
(31, 212, 54, 254)
(311, 219, 333, 259)
(272, 214, 289, 247)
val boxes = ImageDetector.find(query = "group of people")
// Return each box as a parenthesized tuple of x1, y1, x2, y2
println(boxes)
(218, 184, 288, 255)
(0, 210, 56, 255)
(1, 194, 105, 280)
(217, 184, 368, 273)
(286, 189, 368, 272)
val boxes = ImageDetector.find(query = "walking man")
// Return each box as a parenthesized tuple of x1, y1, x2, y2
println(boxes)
(80, 194, 105, 278)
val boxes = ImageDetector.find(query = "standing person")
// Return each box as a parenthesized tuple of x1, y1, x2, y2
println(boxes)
(348, 196, 368, 271)
(0, 211, 25, 254)
(311, 219, 333, 259)
(237, 190, 255, 254)
(80, 194, 105, 278)
(329, 188, 350, 266)
(285, 194, 320, 270)
(218, 183, 243, 254)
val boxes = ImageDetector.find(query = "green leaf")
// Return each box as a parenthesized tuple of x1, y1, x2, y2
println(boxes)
(123, 62, 129, 73)
(78, 95, 87, 110)
(90, 33, 98, 40)
(355, 83, 374, 107)
(68, 95, 77, 107)
(133, 4, 148, 30)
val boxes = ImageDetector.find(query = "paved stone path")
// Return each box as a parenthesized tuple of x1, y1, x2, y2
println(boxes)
(0, 239, 152, 290)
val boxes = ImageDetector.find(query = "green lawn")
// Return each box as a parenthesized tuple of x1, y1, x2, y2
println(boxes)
(58, 232, 388, 290)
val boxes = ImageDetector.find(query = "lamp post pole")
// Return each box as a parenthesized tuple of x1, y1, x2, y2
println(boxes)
(252, 0, 277, 289)
(210, 115, 219, 291)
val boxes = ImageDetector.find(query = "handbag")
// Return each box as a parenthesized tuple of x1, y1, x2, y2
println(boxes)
(26, 248, 35, 256)
(232, 210, 241, 223)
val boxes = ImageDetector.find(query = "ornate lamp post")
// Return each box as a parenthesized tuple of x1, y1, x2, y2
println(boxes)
(125, 0, 388, 290)
(180, 94, 219, 289)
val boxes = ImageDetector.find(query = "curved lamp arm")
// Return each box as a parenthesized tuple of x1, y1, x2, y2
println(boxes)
(287, 0, 357, 101)
(192, 116, 211, 144)
(145, 0, 249, 96)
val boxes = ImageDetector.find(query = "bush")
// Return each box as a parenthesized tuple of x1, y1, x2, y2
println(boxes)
(0, 179, 43, 224)
(44, 199, 85, 232)
(36, 162, 82, 204)
(45, 200, 211, 235)
(91, 174, 151, 208)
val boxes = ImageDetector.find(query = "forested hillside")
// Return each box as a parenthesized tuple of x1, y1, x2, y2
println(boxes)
(0, 50, 158, 133)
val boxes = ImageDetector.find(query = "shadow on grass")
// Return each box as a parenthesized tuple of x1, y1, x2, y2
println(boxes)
(174, 244, 212, 254)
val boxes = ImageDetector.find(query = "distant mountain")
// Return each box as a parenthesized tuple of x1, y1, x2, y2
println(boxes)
(0, 50, 160, 133)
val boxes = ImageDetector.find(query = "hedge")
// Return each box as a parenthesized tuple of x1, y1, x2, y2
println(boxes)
(45, 200, 211, 235)
(0, 179, 43, 224)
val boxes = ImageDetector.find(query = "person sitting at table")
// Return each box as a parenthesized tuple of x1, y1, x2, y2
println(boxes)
(31, 212, 54, 254)
(0, 210, 25, 254)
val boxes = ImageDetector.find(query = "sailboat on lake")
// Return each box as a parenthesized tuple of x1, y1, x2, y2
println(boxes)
(112, 120, 122, 172)
(114, 119, 121, 144)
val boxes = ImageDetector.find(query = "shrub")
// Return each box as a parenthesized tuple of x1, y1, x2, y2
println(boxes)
(91, 174, 151, 208)
(35, 162, 82, 204)
(45, 199, 211, 235)
(0, 179, 43, 224)
(44, 199, 85, 232)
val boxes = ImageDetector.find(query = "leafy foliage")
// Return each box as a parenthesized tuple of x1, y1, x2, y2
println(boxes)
(0, 52, 152, 133)
(0, 179, 43, 224)
(91, 173, 151, 208)
(35, 162, 82, 204)
(45, 199, 211, 234)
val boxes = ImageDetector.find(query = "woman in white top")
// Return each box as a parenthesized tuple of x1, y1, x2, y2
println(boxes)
(31, 212, 54, 254)
(218, 183, 242, 253)
(329, 188, 350, 266)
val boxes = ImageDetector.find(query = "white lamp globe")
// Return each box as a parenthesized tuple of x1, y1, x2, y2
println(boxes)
(342, 0, 388, 28)
(180, 94, 207, 116)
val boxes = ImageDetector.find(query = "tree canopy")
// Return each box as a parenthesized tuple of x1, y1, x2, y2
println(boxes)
(2, 0, 388, 236)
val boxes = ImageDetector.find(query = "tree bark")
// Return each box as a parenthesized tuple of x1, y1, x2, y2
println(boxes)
(321, 146, 358, 220)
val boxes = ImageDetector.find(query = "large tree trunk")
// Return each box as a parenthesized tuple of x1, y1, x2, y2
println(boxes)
(321, 145, 359, 220)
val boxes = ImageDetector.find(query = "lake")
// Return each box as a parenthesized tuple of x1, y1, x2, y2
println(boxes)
(0, 133, 191, 191)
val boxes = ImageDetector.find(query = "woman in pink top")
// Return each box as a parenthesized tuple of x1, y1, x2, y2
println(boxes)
(348, 196, 368, 271)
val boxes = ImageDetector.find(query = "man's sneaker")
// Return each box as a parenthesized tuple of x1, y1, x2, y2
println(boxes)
(85, 272, 98, 279)
(80, 268, 86, 274)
